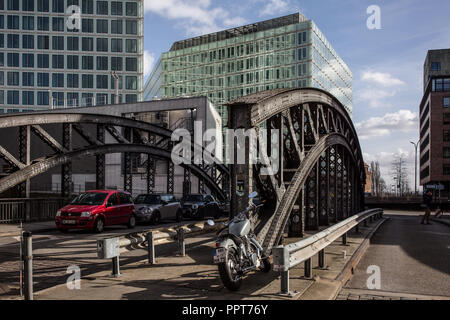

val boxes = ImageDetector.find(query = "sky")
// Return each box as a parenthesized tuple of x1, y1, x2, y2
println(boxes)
(141, 0, 450, 191)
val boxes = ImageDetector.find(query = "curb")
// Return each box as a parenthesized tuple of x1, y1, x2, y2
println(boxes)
(332, 217, 389, 299)
(431, 218, 450, 227)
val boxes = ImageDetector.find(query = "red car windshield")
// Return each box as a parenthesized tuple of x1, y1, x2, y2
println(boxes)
(71, 192, 108, 205)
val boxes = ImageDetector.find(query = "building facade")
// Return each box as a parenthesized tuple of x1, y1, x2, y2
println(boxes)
(0, 0, 143, 113)
(144, 12, 353, 126)
(419, 49, 450, 195)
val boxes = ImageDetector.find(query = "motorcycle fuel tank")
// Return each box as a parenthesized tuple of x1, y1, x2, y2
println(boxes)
(229, 219, 251, 237)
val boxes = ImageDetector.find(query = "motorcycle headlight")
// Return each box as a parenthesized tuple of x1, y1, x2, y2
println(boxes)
(56, 210, 61, 217)
(80, 212, 91, 218)
(192, 204, 198, 210)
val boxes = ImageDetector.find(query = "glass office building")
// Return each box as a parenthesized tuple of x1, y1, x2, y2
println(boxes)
(0, 0, 143, 113)
(144, 13, 353, 124)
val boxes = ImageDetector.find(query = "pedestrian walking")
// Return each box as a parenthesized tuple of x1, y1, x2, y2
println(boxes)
(421, 189, 433, 225)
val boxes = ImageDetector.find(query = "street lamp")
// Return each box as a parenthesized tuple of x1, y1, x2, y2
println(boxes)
(410, 140, 420, 196)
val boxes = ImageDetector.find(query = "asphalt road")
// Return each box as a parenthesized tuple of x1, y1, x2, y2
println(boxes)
(0, 218, 215, 298)
(344, 210, 450, 298)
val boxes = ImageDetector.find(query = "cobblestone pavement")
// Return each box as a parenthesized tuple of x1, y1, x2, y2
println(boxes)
(337, 288, 449, 300)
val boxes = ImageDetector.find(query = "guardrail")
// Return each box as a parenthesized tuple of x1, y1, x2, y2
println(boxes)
(273, 208, 384, 295)
(0, 198, 66, 223)
(97, 218, 227, 276)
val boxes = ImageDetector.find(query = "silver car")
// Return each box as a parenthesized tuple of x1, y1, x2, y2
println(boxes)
(134, 194, 182, 224)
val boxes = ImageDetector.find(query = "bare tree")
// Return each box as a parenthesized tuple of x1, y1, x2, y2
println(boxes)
(370, 161, 383, 197)
(391, 155, 410, 197)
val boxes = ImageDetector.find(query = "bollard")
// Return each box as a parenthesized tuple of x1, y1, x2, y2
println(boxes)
(281, 270, 290, 294)
(112, 256, 120, 277)
(342, 232, 347, 245)
(147, 231, 155, 264)
(22, 231, 33, 300)
(304, 258, 311, 278)
(178, 228, 185, 257)
(273, 246, 290, 295)
(318, 249, 325, 269)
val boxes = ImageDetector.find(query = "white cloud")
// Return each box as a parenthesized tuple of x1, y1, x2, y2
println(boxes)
(361, 71, 405, 87)
(260, 0, 291, 17)
(144, 0, 246, 35)
(357, 88, 397, 108)
(143, 50, 156, 77)
(356, 110, 418, 140)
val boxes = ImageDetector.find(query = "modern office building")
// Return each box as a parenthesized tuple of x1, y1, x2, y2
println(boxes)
(144, 12, 353, 126)
(0, 0, 143, 113)
(419, 49, 450, 196)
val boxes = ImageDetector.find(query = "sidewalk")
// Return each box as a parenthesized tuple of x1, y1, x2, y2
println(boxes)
(33, 218, 387, 300)
(0, 221, 56, 237)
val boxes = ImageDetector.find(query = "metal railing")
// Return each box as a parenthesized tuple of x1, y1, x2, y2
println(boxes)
(0, 198, 66, 223)
(273, 208, 384, 295)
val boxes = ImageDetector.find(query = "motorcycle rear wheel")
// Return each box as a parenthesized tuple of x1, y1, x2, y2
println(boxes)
(218, 247, 242, 291)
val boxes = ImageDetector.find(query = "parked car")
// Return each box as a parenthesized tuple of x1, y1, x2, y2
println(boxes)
(55, 190, 136, 233)
(134, 194, 182, 224)
(181, 194, 221, 220)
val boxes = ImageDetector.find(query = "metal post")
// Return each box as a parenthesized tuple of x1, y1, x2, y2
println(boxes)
(342, 232, 347, 245)
(22, 231, 33, 300)
(281, 270, 289, 294)
(304, 258, 311, 278)
(147, 232, 155, 264)
(318, 249, 325, 269)
(178, 228, 185, 257)
(112, 256, 120, 277)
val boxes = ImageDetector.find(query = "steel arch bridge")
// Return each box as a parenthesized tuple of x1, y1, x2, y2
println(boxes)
(0, 112, 230, 201)
(227, 88, 366, 254)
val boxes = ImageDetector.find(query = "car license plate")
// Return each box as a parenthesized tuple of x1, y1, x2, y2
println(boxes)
(213, 248, 226, 264)
(62, 219, 76, 225)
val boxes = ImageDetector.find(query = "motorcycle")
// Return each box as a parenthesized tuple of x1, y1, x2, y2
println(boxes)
(210, 191, 271, 291)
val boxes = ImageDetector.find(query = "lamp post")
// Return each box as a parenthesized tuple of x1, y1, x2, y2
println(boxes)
(410, 140, 420, 196)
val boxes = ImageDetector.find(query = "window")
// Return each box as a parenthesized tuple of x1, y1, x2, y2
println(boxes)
(126, 58, 137, 71)
(22, 72, 34, 87)
(125, 76, 137, 90)
(52, 0, 64, 13)
(119, 193, 132, 204)
(111, 20, 122, 34)
(97, 56, 108, 70)
(444, 97, 450, 108)
(37, 17, 49, 30)
(96, 1, 108, 15)
(7, 34, 19, 48)
(126, 20, 137, 34)
(67, 74, 79, 88)
(96, 38, 108, 52)
(37, 91, 49, 105)
(37, 35, 49, 49)
(52, 17, 64, 31)
(431, 62, 441, 71)
(82, 74, 93, 88)
(111, 2, 122, 15)
(22, 16, 34, 30)
(107, 193, 118, 207)
(67, 55, 79, 69)
(22, 0, 34, 10)
(82, 37, 93, 51)
(52, 73, 64, 87)
(37, 73, 49, 87)
(7, 72, 19, 86)
(0, 53, 3, 66)
(126, 2, 137, 16)
(82, 56, 93, 70)
(126, 39, 137, 53)
(96, 19, 108, 33)
(111, 57, 122, 71)
(96, 93, 108, 105)
(444, 164, 450, 175)
(111, 39, 122, 52)
(37, 54, 49, 68)
(52, 55, 64, 69)
(22, 91, 34, 105)
(82, 0, 93, 14)
(7, 15, 19, 29)
(0, 72, 3, 85)
(67, 92, 79, 107)
(0, 34, 3, 48)
(7, 0, 19, 10)
(81, 93, 94, 106)
(125, 94, 137, 103)
(444, 147, 450, 159)
(0, 91, 3, 105)
(444, 130, 450, 142)
(96, 75, 108, 89)
(7, 91, 19, 105)
(52, 36, 64, 50)
(52, 92, 64, 106)
(22, 35, 34, 49)
(22, 53, 34, 68)
(82, 19, 93, 32)
(7, 53, 19, 67)
(67, 37, 79, 51)
(0, 16, 4, 29)
(37, 0, 49, 12)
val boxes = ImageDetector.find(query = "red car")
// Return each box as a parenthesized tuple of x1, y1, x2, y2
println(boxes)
(55, 190, 136, 233)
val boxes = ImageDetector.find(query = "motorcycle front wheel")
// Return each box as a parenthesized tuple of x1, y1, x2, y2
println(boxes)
(218, 247, 242, 291)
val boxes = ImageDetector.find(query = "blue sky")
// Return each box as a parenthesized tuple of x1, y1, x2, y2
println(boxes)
(142, 0, 450, 189)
